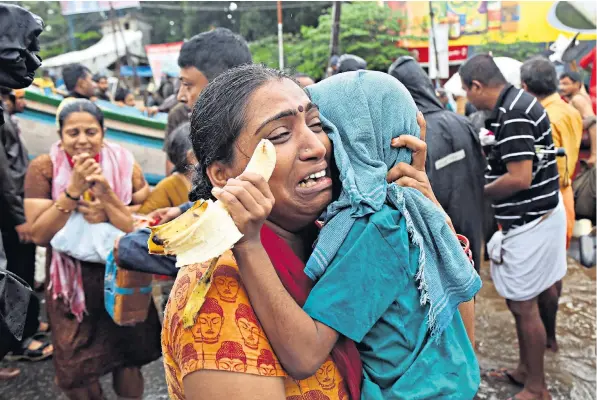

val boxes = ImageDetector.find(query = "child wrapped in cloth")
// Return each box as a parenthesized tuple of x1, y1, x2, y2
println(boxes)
(238, 70, 483, 399)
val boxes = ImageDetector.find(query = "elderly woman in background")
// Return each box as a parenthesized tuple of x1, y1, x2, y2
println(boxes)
(24, 99, 162, 400)
(138, 122, 194, 215)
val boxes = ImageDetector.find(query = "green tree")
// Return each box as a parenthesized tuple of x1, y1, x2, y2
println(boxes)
(251, 2, 414, 80)
(475, 36, 547, 61)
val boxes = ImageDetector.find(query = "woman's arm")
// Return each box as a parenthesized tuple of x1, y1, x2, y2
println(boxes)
(233, 241, 339, 379)
(25, 194, 78, 246)
(211, 174, 339, 379)
(25, 154, 100, 246)
(458, 300, 475, 346)
(183, 370, 286, 400)
(131, 163, 151, 205)
(99, 190, 134, 233)
(131, 184, 150, 205)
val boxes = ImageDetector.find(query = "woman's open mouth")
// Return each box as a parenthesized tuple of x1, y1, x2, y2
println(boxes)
(298, 170, 327, 188)
(297, 169, 332, 194)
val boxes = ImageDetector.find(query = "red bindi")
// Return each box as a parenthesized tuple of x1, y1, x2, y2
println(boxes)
(297, 105, 304, 113)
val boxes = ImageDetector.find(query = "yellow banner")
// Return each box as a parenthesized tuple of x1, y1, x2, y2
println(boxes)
(391, 1, 596, 47)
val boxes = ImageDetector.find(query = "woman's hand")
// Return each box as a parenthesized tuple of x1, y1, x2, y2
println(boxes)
(67, 153, 102, 198)
(387, 112, 455, 232)
(211, 172, 275, 247)
(86, 173, 113, 200)
(387, 112, 440, 206)
(78, 198, 108, 224)
(148, 207, 183, 225)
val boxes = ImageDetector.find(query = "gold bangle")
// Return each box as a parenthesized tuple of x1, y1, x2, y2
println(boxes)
(54, 202, 73, 214)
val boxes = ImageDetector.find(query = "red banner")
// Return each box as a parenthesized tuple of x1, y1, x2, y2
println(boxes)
(145, 42, 184, 87)
(406, 45, 469, 65)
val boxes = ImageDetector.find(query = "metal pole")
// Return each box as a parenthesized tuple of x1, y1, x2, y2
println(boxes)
(428, 0, 441, 88)
(114, 8, 139, 88)
(67, 15, 77, 51)
(109, 5, 121, 82)
(327, 2, 341, 77)
(277, 1, 284, 70)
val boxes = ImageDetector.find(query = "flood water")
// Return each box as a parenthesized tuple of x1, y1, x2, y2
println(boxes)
(474, 244, 596, 400)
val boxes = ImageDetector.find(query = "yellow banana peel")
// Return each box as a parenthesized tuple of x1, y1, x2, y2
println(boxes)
(182, 258, 218, 328)
(148, 139, 276, 268)
(149, 139, 276, 327)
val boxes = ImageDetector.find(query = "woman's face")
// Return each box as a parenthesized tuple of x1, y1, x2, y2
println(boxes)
(60, 111, 104, 158)
(215, 78, 333, 232)
(124, 93, 136, 107)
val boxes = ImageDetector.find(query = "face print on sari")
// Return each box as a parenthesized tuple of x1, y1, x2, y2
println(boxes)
(287, 390, 331, 400)
(315, 359, 337, 390)
(257, 349, 277, 376)
(213, 265, 240, 303)
(215, 341, 247, 373)
(235, 303, 261, 349)
(174, 274, 191, 310)
(180, 343, 200, 371)
(197, 297, 224, 344)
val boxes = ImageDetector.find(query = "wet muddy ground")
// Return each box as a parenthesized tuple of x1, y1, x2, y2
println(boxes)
(474, 242, 596, 400)
(2, 244, 595, 399)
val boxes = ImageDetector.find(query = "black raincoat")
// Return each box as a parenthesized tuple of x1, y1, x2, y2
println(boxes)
(389, 57, 487, 270)
(0, 2, 42, 355)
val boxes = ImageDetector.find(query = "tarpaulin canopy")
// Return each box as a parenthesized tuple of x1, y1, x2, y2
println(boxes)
(43, 30, 143, 72)
(119, 65, 153, 77)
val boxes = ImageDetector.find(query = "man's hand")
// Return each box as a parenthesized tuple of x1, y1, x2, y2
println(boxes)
(15, 222, 32, 243)
(148, 207, 183, 225)
(146, 106, 159, 117)
(78, 199, 109, 224)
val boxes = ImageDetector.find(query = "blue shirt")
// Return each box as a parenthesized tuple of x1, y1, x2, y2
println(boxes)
(304, 205, 480, 399)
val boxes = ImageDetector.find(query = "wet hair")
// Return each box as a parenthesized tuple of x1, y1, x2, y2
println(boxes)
(459, 54, 507, 88)
(62, 64, 91, 91)
(520, 56, 557, 97)
(178, 28, 252, 82)
(93, 73, 107, 83)
(166, 121, 193, 173)
(189, 64, 294, 201)
(114, 87, 131, 102)
(559, 71, 582, 84)
(57, 99, 104, 135)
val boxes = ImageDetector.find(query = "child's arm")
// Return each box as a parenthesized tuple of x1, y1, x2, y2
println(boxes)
(458, 300, 475, 346)
(233, 242, 339, 379)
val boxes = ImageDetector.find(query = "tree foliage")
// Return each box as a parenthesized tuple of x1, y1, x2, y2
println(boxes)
(13, 1, 412, 81)
(251, 3, 413, 80)
(474, 37, 547, 62)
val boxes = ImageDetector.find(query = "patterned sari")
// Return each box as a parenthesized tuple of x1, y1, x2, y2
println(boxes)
(162, 225, 362, 400)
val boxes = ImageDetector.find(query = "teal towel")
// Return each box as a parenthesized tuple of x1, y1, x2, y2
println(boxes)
(305, 71, 481, 337)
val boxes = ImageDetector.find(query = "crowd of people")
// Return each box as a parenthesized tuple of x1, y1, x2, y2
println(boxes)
(1, 6, 596, 400)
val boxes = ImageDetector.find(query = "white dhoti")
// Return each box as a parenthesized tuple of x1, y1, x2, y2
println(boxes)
(488, 198, 567, 301)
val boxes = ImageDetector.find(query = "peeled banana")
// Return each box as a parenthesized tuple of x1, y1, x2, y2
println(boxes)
(149, 139, 276, 328)
(149, 139, 276, 267)
(182, 258, 218, 328)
